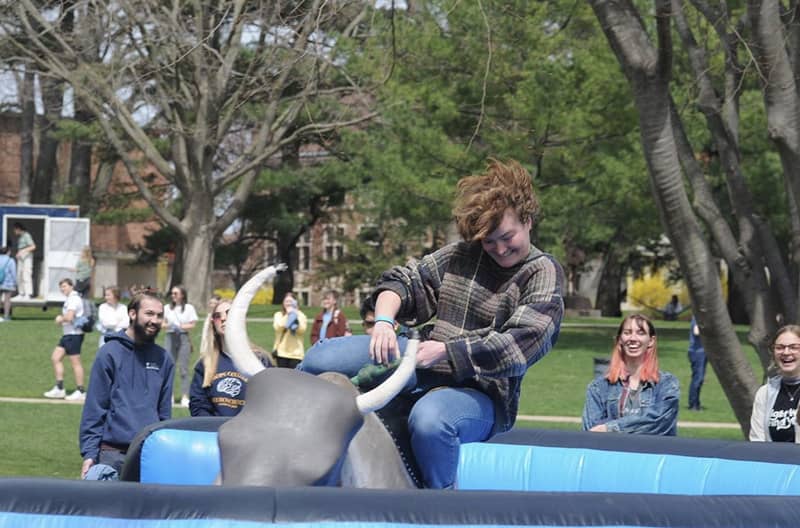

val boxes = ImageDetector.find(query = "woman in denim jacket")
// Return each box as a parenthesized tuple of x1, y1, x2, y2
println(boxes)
(582, 314, 679, 435)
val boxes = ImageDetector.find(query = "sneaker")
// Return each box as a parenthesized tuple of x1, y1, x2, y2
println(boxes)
(43, 386, 66, 399)
(179, 396, 190, 408)
(65, 390, 86, 402)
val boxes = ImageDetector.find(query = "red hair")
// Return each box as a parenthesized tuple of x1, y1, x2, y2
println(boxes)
(606, 314, 660, 384)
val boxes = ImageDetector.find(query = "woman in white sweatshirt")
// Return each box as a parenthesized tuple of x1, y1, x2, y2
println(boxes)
(97, 286, 129, 347)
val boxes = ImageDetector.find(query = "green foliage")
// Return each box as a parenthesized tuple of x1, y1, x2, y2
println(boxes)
(212, 287, 274, 305)
(344, 125, 462, 241)
(138, 224, 182, 263)
(92, 207, 157, 225)
(342, 0, 662, 276)
(255, 160, 361, 221)
(214, 232, 255, 278)
(51, 118, 103, 143)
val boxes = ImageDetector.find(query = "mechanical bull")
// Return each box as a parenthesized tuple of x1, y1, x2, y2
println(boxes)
(220, 265, 419, 489)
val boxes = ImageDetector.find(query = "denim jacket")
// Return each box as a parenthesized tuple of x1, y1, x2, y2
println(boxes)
(582, 371, 680, 436)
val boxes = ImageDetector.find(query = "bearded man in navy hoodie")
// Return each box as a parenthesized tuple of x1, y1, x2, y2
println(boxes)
(79, 291, 175, 479)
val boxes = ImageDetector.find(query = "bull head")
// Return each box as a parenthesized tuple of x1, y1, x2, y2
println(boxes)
(219, 265, 418, 488)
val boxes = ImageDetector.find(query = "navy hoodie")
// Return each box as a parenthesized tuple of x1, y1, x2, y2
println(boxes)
(79, 330, 174, 462)
(189, 351, 269, 417)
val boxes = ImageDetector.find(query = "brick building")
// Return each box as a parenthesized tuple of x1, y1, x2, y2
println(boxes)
(0, 113, 168, 298)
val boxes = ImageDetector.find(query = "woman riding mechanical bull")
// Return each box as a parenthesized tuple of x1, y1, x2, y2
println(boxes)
(295, 159, 565, 489)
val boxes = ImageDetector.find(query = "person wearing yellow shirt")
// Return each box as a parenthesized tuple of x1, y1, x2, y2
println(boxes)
(273, 292, 308, 368)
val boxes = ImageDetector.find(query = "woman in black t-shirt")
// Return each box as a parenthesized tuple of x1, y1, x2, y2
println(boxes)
(750, 325, 800, 442)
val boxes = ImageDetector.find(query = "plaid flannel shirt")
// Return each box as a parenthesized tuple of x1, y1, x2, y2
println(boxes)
(375, 241, 565, 434)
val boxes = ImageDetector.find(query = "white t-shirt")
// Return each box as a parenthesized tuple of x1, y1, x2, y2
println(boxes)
(98, 302, 130, 333)
(62, 291, 84, 336)
(164, 303, 198, 334)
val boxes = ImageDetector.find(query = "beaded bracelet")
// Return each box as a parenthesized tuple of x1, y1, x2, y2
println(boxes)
(374, 315, 396, 326)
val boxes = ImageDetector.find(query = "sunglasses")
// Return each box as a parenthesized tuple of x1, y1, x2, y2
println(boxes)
(362, 319, 376, 328)
(212, 309, 230, 320)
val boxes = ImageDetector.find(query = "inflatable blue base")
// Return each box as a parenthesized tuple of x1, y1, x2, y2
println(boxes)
(3, 422, 800, 527)
(4, 479, 800, 528)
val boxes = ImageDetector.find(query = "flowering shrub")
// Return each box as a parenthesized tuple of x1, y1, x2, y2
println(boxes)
(212, 287, 274, 305)
(629, 270, 688, 318)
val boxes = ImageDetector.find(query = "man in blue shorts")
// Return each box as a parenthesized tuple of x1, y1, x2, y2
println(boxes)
(44, 278, 86, 401)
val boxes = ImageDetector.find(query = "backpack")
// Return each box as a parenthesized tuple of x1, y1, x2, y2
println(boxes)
(0, 257, 8, 284)
(75, 298, 97, 332)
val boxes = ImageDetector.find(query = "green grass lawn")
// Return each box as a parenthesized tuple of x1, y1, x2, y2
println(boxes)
(0, 306, 756, 478)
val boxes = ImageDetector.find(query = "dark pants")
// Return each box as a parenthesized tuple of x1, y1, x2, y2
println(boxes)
(688, 350, 707, 409)
(98, 447, 127, 474)
(276, 357, 301, 369)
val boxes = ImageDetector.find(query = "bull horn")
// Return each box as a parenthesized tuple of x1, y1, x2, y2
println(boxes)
(225, 264, 286, 377)
(356, 331, 419, 414)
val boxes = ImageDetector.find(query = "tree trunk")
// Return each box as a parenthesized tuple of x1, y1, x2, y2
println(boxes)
(181, 223, 213, 314)
(18, 68, 35, 204)
(588, 0, 760, 433)
(272, 241, 296, 305)
(31, 76, 63, 204)
(91, 161, 115, 200)
(726, 273, 751, 326)
(644, 96, 757, 433)
(595, 246, 624, 317)
(171, 239, 185, 291)
(669, 101, 775, 371)
(747, 0, 800, 324)
(69, 104, 93, 212)
(672, 1, 783, 368)
(747, 0, 800, 218)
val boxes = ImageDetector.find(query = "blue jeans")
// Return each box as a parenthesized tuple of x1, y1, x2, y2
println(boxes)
(165, 332, 191, 397)
(298, 335, 495, 488)
(688, 350, 707, 409)
(298, 335, 404, 377)
(84, 448, 126, 480)
(409, 386, 494, 488)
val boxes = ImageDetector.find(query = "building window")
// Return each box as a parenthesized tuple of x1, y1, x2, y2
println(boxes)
(296, 289, 310, 307)
(297, 232, 311, 271)
(324, 225, 346, 261)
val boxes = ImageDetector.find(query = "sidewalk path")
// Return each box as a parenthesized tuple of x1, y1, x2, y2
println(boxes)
(0, 396, 740, 429)
(0, 396, 189, 409)
(515, 414, 740, 429)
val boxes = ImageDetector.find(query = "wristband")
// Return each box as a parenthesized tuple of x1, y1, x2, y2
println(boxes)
(374, 315, 395, 326)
